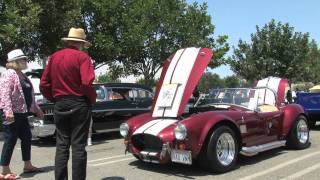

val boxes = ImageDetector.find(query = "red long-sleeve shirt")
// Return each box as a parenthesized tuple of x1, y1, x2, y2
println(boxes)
(40, 46, 97, 104)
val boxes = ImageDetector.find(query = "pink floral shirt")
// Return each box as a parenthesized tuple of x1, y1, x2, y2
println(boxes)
(0, 69, 40, 117)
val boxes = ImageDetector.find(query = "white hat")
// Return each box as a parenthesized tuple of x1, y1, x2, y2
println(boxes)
(7, 49, 27, 62)
(61, 27, 90, 46)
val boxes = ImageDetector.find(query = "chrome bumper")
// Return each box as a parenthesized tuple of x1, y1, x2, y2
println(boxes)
(28, 116, 56, 138)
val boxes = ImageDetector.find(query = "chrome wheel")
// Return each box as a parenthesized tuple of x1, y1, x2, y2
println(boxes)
(216, 132, 235, 166)
(297, 119, 308, 144)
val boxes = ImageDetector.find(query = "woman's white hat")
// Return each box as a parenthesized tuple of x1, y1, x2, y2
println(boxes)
(61, 27, 90, 46)
(7, 49, 27, 62)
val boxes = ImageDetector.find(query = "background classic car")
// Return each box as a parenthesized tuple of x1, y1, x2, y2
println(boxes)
(120, 47, 310, 173)
(29, 83, 153, 138)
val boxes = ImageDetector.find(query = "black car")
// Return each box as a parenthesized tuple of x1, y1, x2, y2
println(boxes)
(29, 83, 154, 138)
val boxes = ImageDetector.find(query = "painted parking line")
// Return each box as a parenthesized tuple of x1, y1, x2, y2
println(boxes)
(88, 154, 128, 163)
(89, 157, 135, 167)
(280, 163, 320, 180)
(239, 151, 320, 180)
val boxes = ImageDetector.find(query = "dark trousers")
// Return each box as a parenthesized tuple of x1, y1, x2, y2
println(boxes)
(54, 97, 91, 180)
(0, 113, 32, 166)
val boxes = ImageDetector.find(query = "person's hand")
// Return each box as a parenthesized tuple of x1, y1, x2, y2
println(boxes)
(6, 114, 14, 122)
(36, 110, 44, 119)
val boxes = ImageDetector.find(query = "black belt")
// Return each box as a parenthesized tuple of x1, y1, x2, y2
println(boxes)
(54, 95, 86, 101)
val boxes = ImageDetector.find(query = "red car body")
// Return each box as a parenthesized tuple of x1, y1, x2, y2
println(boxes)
(121, 47, 310, 172)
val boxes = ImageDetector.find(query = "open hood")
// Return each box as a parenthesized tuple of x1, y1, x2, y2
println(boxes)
(151, 47, 213, 118)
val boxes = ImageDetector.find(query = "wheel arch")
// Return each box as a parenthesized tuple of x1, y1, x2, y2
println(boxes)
(196, 119, 242, 157)
(282, 104, 308, 136)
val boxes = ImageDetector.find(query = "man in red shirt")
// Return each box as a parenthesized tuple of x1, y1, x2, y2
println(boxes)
(40, 27, 96, 180)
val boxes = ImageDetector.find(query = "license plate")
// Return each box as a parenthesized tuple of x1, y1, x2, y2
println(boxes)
(171, 149, 192, 165)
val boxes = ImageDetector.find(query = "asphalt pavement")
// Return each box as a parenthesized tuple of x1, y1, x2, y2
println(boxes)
(1, 126, 320, 180)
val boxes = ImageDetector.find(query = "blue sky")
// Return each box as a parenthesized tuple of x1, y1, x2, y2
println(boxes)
(188, 0, 320, 77)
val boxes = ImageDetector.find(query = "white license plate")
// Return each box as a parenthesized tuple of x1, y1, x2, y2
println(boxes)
(171, 150, 192, 165)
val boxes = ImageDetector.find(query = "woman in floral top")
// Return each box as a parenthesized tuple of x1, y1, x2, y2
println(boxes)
(0, 49, 44, 179)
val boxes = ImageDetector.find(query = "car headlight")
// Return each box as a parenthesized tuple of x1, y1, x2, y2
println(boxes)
(28, 116, 44, 126)
(174, 123, 187, 140)
(120, 123, 129, 137)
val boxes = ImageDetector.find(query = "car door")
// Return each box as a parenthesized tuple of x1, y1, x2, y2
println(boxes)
(92, 86, 136, 132)
(242, 111, 267, 146)
(134, 88, 153, 113)
(257, 111, 282, 142)
(248, 88, 282, 144)
(242, 88, 281, 146)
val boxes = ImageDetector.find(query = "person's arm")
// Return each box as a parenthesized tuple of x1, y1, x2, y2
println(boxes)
(40, 57, 54, 102)
(30, 81, 44, 118)
(0, 70, 15, 119)
(80, 56, 97, 104)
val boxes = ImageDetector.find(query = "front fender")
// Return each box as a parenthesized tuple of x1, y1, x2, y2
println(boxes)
(126, 112, 154, 136)
(281, 104, 306, 136)
(182, 112, 238, 157)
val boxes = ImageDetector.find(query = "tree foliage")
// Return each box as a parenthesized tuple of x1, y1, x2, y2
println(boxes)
(82, 0, 229, 85)
(96, 71, 120, 83)
(1, 0, 227, 86)
(0, 0, 41, 66)
(304, 40, 320, 84)
(197, 73, 243, 93)
(228, 19, 315, 83)
(33, 0, 83, 59)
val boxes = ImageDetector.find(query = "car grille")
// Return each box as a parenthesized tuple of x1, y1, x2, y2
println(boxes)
(44, 114, 54, 124)
(131, 134, 163, 152)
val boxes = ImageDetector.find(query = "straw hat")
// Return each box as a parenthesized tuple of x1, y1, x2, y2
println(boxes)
(7, 49, 27, 62)
(61, 27, 90, 46)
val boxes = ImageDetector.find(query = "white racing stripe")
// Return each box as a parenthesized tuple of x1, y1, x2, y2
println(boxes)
(239, 151, 320, 180)
(280, 163, 320, 180)
(133, 119, 162, 135)
(152, 48, 200, 117)
(89, 157, 135, 167)
(152, 49, 184, 117)
(164, 48, 200, 117)
(143, 119, 178, 136)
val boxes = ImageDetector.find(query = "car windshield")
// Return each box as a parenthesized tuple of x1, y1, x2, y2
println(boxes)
(196, 88, 277, 110)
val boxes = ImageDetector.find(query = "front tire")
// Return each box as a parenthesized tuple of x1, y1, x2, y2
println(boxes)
(199, 126, 238, 173)
(287, 115, 310, 149)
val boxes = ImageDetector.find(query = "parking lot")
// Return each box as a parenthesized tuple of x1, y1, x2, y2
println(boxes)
(1, 126, 320, 180)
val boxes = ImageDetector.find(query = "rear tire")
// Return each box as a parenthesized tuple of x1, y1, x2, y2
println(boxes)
(198, 126, 238, 173)
(287, 115, 310, 150)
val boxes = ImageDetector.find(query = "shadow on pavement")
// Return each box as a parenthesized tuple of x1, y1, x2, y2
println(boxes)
(101, 177, 125, 180)
(127, 147, 290, 178)
(238, 147, 286, 166)
(129, 160, 208, 179)
(19, 165, 55, 178)
(31, 138, 56, 147)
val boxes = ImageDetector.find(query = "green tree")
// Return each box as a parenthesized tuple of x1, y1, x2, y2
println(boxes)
(81, 0, 127, 70)
(0, 0, 41, 66)
(33, 0, 83, 59)
(96, 71, 120, 83)
(223, 75, 240, 88)
(83, 0, 229, 86)
(228, 19, 311, 83)
(198, 72, 224, 93)
(136, 78, 158, 88)
(304, 40, 320, 84)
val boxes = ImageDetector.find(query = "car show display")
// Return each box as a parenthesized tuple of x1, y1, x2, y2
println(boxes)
(120, 47, 310, 173)
(29, 83, 153, 138)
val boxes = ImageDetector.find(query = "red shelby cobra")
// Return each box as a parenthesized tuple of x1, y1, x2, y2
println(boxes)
(120, 47, 310, 173)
